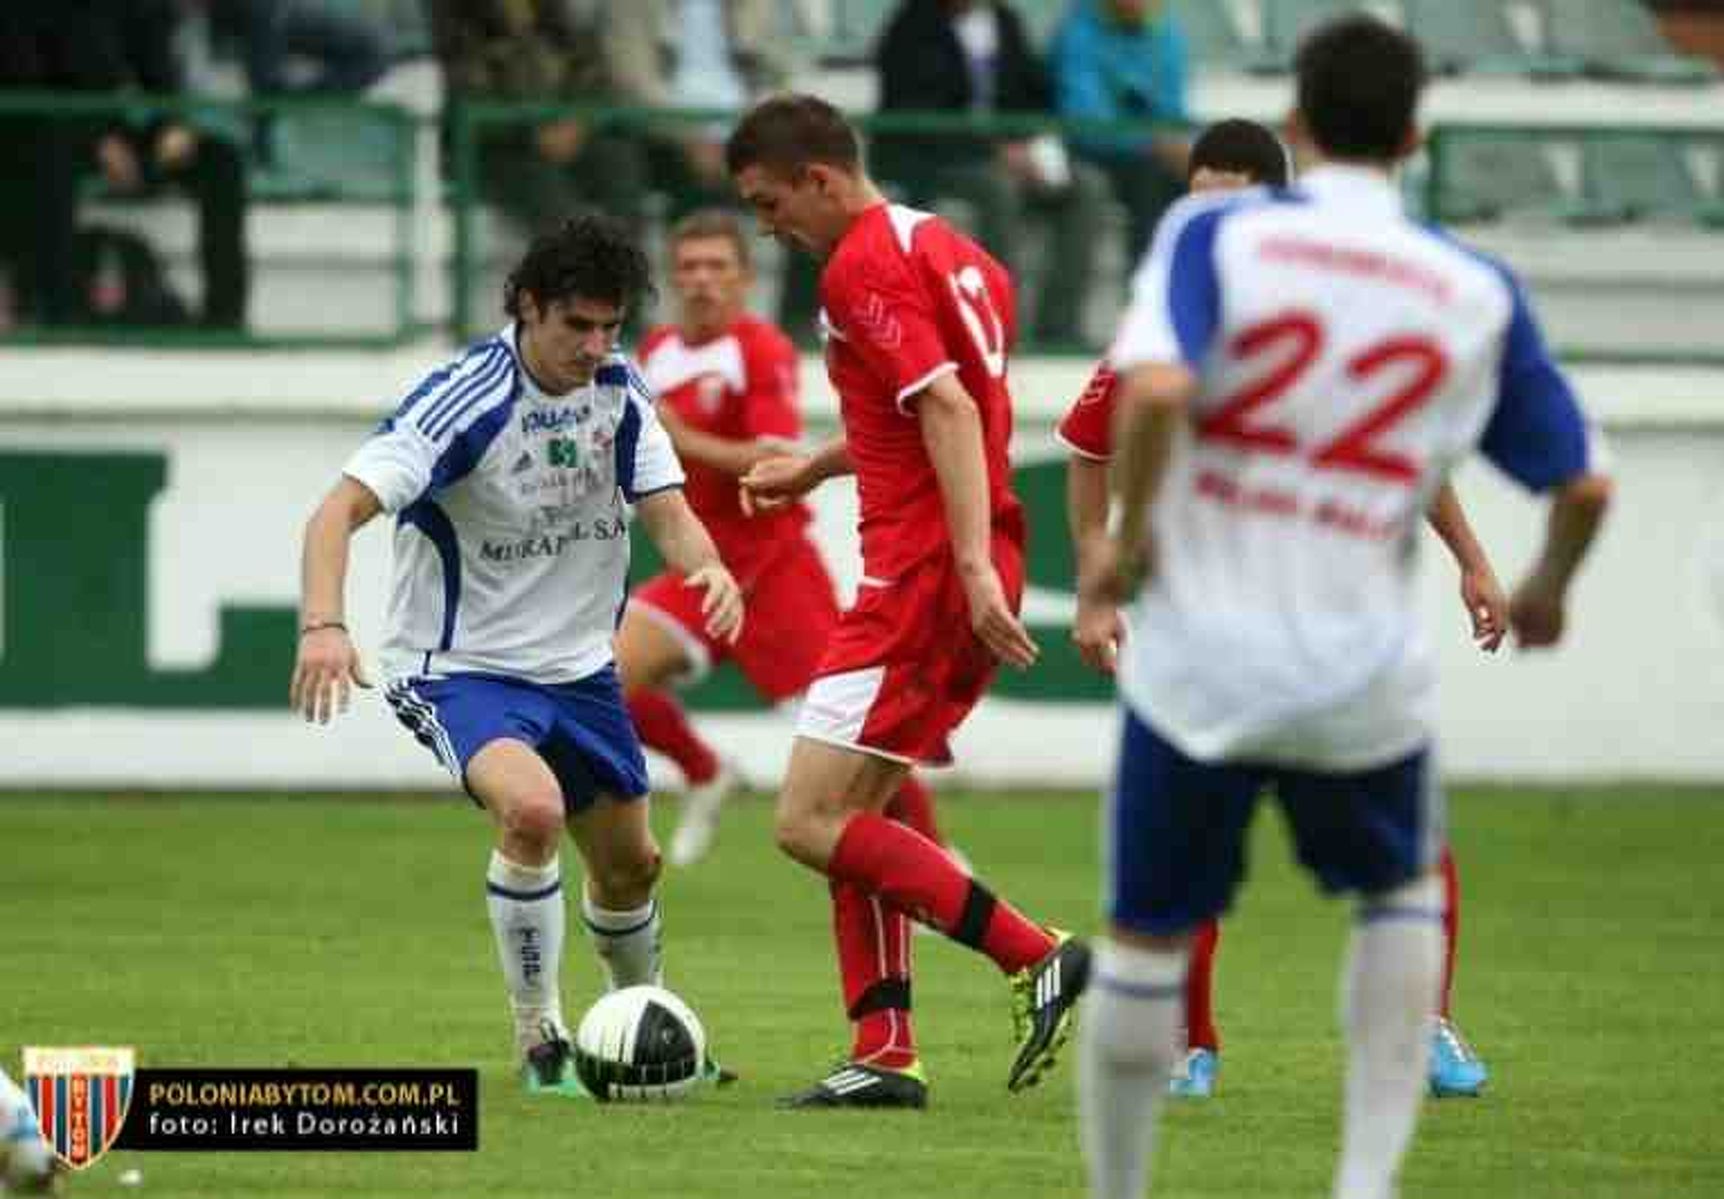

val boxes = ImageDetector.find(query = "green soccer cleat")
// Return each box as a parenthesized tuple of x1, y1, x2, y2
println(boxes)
(520, 1023, 594, 1100)
(701, 1055, 740, 1087)
(777, 1060, 928, 1110)
(1007, 931, 1091, 1092)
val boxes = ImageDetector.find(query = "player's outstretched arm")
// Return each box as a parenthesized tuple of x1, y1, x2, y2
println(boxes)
(1086, 363, 1195, 606)
(1508, 472, 1612, 649)
(657, 404, 793, 479)
(291, 476, 380, 724)
(1067, 455, 1124, 674)
(918, 373, 1038, 669)
(636, 488, 744, 644)
(738, 436, 851, 515)
(1427, 482, 1508, 652)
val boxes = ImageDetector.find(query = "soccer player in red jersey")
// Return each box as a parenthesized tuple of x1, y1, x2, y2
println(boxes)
(1064, 117, 1500, 1099)
(617, 210, 945, 867)
(726, 94, 1088, 1107)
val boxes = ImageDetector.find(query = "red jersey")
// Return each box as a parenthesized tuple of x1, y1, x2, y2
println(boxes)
(1055, 361, 1120, 461)
(639, 314, 808, 566)
(819, 204, 1025, 579)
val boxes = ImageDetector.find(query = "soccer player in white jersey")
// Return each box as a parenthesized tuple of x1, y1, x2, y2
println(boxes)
(1076, 16, 1612, 1199)
(1064, 117, 1502, 1101)
(290, 214, 744, 1099)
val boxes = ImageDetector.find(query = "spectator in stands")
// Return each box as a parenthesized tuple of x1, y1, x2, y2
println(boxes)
(211, 1, 387, 98)
(0, 0, 250, 328)
(206, 0, 389, 167)
(874, 0, 1108, 346)
(603, 0, 788, 220)
(1049, 0, 1190, 265)
(428, 1, 647, 238)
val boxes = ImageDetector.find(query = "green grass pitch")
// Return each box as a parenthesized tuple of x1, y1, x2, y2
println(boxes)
(5, 786, 1722, 1197)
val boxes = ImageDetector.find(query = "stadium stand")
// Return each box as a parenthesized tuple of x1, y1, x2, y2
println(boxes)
(1577, 129, 1724, 225)
(1403, 0, 1580, 77)
(1544, 0, 1720, 82)
(0, 0, 1719, 361)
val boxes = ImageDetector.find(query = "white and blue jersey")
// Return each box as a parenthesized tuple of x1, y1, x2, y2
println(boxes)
(1109, 164, 1600, 772)
(345, 325, 684, 688)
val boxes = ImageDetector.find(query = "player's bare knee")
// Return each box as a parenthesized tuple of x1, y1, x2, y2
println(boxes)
(590, 844, 660, 906)
(772, 807, 814, 865)
(773, 805, 832, 870)
(498, 793, 565, 857)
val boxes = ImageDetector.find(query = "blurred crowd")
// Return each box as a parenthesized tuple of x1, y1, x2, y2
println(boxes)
(0, 1, 1194, 344)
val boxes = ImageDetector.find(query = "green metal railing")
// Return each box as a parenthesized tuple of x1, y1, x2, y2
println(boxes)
(444, 101, 1197, 342)
(1, 93, 1722, 363)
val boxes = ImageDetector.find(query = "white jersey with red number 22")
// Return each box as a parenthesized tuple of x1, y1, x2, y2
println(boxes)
(1109, 166, 1598, 770)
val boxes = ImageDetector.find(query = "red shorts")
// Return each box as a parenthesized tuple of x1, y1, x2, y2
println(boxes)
(797, 533, 1025, 766)
(628, 532, 840, 702)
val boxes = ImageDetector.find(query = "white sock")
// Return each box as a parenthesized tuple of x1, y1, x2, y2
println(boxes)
(485, 850, 566, 1056)
(582, 888, 662, 990)
(1079, 939, 1187, 1199)
(1334, 875, 1445, 1199)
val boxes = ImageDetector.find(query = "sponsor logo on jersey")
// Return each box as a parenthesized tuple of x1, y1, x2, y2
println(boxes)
(521, 404, 594, 436)
(479, 517, 628, 563)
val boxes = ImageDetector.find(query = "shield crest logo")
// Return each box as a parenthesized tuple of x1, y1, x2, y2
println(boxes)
(23, 1047, 135, 1171)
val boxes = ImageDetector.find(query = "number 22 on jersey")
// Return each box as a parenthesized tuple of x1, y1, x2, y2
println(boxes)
(1197, 310, 1450, 486)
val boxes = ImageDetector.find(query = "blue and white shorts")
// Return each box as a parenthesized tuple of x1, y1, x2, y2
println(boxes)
(1107, 708, 1444, 936)
(384, 666, 650, 813)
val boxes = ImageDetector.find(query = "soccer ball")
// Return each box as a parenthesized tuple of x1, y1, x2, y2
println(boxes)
(572, 985, 707, 1102)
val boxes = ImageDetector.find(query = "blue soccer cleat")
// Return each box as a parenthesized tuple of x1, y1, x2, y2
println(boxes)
(1429, 1016, 1489, 1098)
(1168, 1047, 1219, 1098)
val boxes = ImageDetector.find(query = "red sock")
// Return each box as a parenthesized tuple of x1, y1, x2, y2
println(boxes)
(884, 775, 942, 846)
(626, 688, 718, 786)
(828, 812, 1053, 974)
(1185, 918, 1222, 1052)
(1439, 846, 1460, 1019)
(830, 880, 917, 1069)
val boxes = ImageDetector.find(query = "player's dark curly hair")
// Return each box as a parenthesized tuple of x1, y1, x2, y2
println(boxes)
(503, 211, 656, 319)
(1189, 118, 1291, 188)
(1295, 14, 1427, 163)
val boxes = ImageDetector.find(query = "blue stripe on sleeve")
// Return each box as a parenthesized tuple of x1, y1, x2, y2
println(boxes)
(1479, 273, 1591, 492)
(409, 341, 504, 433)
(422, 349, 512, 440)
(383, 362, 459, 432)
(614, 397, 643, 502)
(624, 359, 654, 403)
(1167, 207, 1223, 367)
(398, 500, 462, 651)
(424, 384, 519, 496)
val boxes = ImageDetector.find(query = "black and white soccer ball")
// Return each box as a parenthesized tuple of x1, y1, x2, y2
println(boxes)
(572, 985, 707, 1102)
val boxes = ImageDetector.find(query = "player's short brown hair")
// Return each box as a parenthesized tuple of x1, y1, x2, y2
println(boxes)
(668, 209, 753, 270)
(725, 93, 862, 178)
